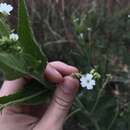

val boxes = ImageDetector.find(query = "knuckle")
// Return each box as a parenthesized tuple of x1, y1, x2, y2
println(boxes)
(54, 96, 72, 110)
(47, 63, 51, 68)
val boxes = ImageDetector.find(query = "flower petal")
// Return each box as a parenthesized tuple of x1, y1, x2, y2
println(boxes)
(86, 73, 93, 80)
(86, 83, 93, 90)
(91, 80, 96, 86)
(0, 3, 13, 15)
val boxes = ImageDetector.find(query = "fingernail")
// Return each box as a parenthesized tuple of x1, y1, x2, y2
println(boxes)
(62, 84, 75, 94)
(58, 76, 79, 95)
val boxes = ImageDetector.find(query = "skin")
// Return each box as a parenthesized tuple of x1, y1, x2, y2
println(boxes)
(0, 61, 79, 130)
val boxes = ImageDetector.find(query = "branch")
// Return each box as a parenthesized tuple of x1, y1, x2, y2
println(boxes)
(44, 20, 63, 39)
(44, 39, 68, 47)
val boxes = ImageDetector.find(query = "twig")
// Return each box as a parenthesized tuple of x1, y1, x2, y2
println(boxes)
(115, 0, 122, 7)
(44, 20, 63, 39)
(107, 107, 119, 130)
(91, 77, 110, 113)
(43, 39, 68, 47)
(76, 97, 100, 130)
(57, 0, 84, 55)
(65, 108, 81, 121)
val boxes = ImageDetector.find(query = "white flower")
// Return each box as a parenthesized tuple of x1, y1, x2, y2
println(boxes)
(128, 15, 130, 18)
(0, 3, 13, 15)
(79, 33, 84, 39)
(87, 27, 92, 31)
(80, 73, 96, 90)
(73, 18, 79, 23)
(9, 33, 19, 41)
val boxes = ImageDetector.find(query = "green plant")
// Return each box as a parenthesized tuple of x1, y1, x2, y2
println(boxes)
(0, 1, 130, 130)
(0, 0, 52, 109)
(67, 2, 130, 130)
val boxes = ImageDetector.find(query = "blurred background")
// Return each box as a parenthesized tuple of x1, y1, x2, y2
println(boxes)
(1, 0, 130, 130)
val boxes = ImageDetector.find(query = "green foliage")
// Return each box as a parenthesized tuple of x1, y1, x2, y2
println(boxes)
(0, 0, 50, 109)
(0, 80, 52, 110)
(0, 0, 48, 82)
(28, 1, 130, 129)
(67, 4, 130, 130)
(0, 18, 10, 36)
(18, 0, 47, 61)
(0, 1, 129, 130)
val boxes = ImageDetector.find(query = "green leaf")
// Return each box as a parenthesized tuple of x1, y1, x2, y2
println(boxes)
(0, 19, 10, 36)
(0, 61, 22, 80)
(18, 0, 47, 60)
(17, 0, 47, 83)
(0, 52, 46, 84)
(0, 0, 48, 84)
(0, 80, 52, 110)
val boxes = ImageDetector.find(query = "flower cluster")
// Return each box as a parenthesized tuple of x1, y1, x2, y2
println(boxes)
(0, 3, 19, 42)
(0, 3, 13, 15)
(9, 33, 19, 41)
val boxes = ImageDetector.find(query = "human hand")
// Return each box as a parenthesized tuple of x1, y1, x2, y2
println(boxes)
(0, 61, 79, 130)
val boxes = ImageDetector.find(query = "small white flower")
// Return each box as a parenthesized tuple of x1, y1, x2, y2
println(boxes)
(0, 3, 13, 15)
(9, 33, 19, 41)
(80, 73, 96, 90)
(87, 27, 92, 31)
(73, 18, 79, 23)
(128, 15, 130, 18)
(79, 33, 84, 39)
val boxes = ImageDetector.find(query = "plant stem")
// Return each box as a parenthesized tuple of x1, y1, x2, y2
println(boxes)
(76, 97, 101, 130)
(65, 108, 81, 121)
(91, 77, 110, 113)
(107, 107, 119, 130)
(0, 91, 44, 110)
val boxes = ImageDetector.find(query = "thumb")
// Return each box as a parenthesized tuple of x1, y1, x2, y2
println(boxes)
(35, 76, 79, 130)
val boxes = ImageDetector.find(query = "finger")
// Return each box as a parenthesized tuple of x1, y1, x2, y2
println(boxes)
(44, 61, 78, 84)
(0, 78, 26, 97)
(44, 63, 63, 83)
(49, 61, 79, 76)
(0, 78, 47, 117)
(35, 76, 79, 130)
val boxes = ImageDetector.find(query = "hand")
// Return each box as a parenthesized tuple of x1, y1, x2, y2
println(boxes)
(0, 61, 79, 130)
